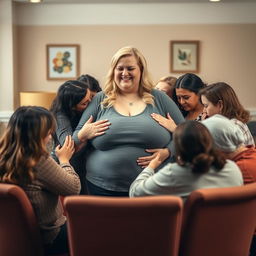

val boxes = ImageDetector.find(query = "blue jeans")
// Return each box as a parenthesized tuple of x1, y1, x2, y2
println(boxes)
(86, 180, 129, 197)
(250, 235, 256, 256)
(44, 223, 69, 255)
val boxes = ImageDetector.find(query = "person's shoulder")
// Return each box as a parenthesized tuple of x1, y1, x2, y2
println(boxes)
(55, 111, 68, 118)
(151, 88, 172, 102)
(35, 155, 53, 170)
(224, 159, 240, 169)
(236, 146, 256, 159)
(159, 162, 187, 174)
(94, 91, 105, 99)
(91, 91, 106, 103)
(231, 118, 243, 125)
(151, 88, 165, 97)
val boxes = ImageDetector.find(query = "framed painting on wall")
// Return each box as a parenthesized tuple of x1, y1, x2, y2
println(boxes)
(46, 44, 80, 80)
(170, 41, 200, 73)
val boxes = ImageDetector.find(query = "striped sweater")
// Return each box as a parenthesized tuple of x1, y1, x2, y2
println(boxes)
(23, 156, 81, 244)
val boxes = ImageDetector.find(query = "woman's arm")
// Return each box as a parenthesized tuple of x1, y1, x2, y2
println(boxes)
(137, 148, 169, 168)
(36, 157, 81, 196)
(55, 112, 73, 146)
(39, 135, 81, 195)
(152, 89, 185, 128)
(137, 90, 184, 167)
(129, 159, 175, 197)
(54, 112, 87, 153)
(151, 112, 177, 132)
(77, 115, 110, 142)
(153, 90, 185, 155)
(72, 92, 110, 145)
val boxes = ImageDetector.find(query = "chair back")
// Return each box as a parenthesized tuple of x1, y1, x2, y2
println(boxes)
(0, 183, 44, 256)
(180, 183, 256, 256)
(64, 195, 183, 256)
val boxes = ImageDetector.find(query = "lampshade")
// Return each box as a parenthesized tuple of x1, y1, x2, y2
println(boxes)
(20, 91, 56, 110)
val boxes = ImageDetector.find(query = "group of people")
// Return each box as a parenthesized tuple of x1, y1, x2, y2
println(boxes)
(0, 46, 255, 255)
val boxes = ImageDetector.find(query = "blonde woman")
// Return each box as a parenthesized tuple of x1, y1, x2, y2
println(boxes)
(155, 75, 177, 98)
(73, 46, 184, 196)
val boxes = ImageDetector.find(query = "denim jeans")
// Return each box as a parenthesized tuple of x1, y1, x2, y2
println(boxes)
(44, 223, 69, 255)
(250, 235, 256, 256)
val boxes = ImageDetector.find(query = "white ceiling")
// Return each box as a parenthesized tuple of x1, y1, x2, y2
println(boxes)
(13, 0, 256, 4)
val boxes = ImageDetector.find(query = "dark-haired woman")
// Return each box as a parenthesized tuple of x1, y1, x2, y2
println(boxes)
(50, 80, 110, 194)
(77, 74, 102, 97)
(173, 73, 206, 121)
(151, 73, 206, 133)
(129, 121, 243, 200)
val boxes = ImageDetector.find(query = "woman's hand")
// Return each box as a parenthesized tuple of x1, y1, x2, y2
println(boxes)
(151, 113, 177, 132)
(55, 135, 75, 164)
(201, 111, 208, 120)
(148, 153, 162, 170)
(78, 115, 111, 142)
(137, 148, 170, 169)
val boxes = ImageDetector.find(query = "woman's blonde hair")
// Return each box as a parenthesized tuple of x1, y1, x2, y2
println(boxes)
(102, 46, 154, 107)
(0, 106, 56, 185)
(158, 76, 177, 88)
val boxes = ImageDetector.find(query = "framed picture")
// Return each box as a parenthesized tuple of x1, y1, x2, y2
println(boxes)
(46, 44, 80, 80)
(170, 40, 200, 73)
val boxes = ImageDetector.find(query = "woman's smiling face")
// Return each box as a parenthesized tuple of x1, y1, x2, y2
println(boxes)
(114, 55, 141, 94)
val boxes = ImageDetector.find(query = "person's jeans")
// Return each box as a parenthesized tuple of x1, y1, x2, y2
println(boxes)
(86, 180, 129, 197)
(44, 223, 69, 255)
(249, 235, 256, 256)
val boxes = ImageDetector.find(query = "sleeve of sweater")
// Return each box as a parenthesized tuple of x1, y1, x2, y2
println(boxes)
(72, 92, 105, 145)
(54, 112, 86, 158)
(35, 156, 81, 196)
(55, 112, 73, 146)
(129, 163, 176, 197)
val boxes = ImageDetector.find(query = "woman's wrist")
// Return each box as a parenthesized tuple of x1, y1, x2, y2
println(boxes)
(58, 158, 70, 164)
(78, 130, 88, 143)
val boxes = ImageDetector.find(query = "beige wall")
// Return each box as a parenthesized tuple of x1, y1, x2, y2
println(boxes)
(16, 24, 256, 110)
(0, 0, 14, 112)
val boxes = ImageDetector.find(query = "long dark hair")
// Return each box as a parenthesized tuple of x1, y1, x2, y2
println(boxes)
(50, 80, 89, 121)
(199, 82, 250, 123)
(173, 73, 206, 117)
(0, 106, 56, 185)
(174, 120, 225, 174)
(77, 74, 102, 93)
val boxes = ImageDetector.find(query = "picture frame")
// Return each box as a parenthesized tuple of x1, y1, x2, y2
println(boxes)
(170, 40, 200, 73)
(46, 44, 80, 80)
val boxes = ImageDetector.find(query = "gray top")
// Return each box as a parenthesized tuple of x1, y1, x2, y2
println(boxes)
(73, 89, 185, 192)
(51, 112, 88, 194)
(129, 159, 243, 201)
(51, 111, 86, 160)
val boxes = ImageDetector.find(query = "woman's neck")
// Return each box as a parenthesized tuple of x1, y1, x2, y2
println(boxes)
(186, 104, 204, 120)
(117, 92, 141, 102)
(118, 91, 139, 97)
